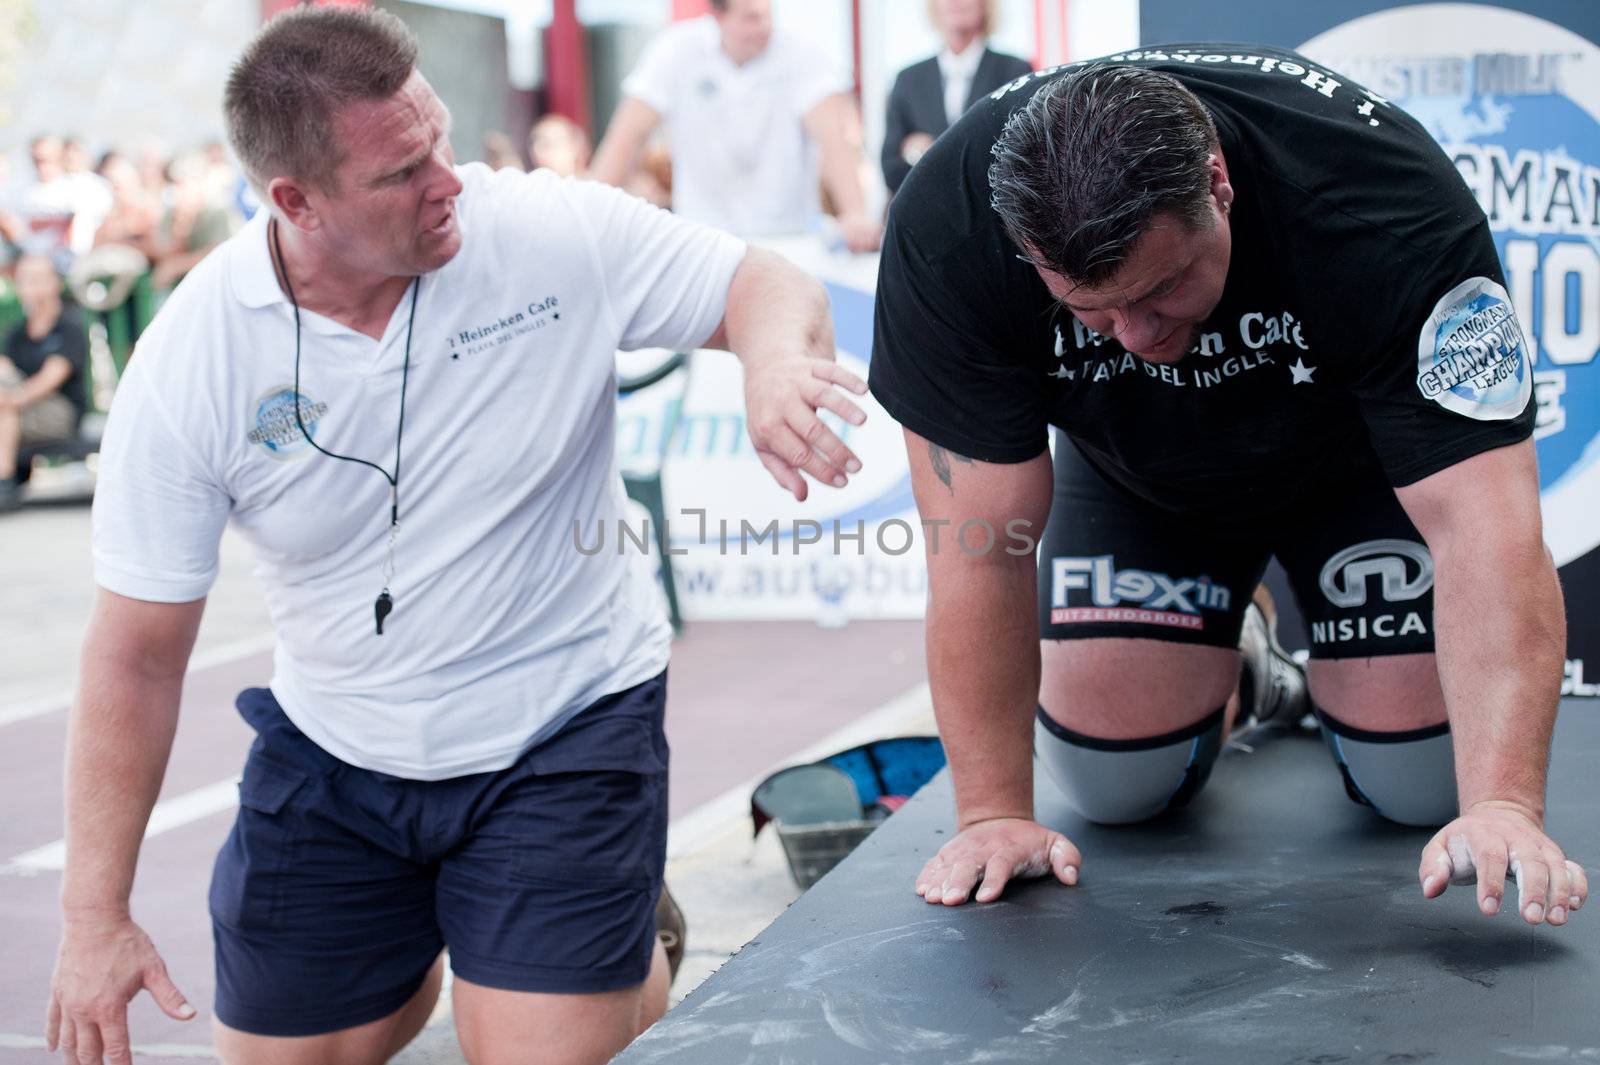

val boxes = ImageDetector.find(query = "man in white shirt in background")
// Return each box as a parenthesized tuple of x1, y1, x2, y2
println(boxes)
(59, 138, 115, 258)
(592, 0, 883, 253)
(16, 136, 79, 270)
(44, 8, 869, 1065)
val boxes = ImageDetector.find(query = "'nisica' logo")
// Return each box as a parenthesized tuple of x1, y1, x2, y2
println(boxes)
(1318, 539, 1434, 609)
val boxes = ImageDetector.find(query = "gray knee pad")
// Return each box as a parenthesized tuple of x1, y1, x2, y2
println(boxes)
(1316, 710, 1457, 828)
(1034, 707, 1225, 825)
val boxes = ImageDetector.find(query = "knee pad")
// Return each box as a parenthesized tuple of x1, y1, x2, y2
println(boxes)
(1316, 710, 1457, 828)
(1034, 707, 1225, 825)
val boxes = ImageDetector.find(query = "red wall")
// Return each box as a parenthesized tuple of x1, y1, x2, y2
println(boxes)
(261, 0, 368, 20)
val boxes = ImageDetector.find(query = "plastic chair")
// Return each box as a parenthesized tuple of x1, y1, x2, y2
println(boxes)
(749, 740, 949, 889)
(750, 763, 865, 836)
(617, 351, 691, 633)
(751, 762, 876, 889)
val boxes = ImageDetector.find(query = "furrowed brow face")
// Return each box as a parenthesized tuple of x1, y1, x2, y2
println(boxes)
(375, 150, 429, 187)
(371, 100, 452, 187)
(1060, 261, 1189, 315)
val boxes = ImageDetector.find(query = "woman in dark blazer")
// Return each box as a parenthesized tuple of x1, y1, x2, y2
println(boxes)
(881, 0, 1033, 195)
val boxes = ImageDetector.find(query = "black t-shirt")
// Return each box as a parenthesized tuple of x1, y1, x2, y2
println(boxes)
(870, 43, 1535, 525)
(4, 310, 88, 417)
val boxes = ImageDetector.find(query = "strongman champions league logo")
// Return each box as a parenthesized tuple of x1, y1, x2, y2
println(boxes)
(246, 386, 328, 460)
(1304, 5, 1600, 695)
(1416, 277, 1531, 420)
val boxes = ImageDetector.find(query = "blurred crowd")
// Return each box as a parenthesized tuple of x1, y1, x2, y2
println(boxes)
(0, 0, 1016, 506)
(0, 133, 251, 292)
(481, 113, 674, 211)
(0, 0, 1014, 316)
(0, 134, 254, 506)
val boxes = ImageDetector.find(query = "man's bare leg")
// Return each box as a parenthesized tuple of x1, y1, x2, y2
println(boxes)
(1041, 637, 1241, 737)
(639, 938, 671, 1029)
(1307, 653, 1446, 732)
(212, 954, 444, 1065)
(0, 402, 22, 482)
(453, 940, 671, 1065)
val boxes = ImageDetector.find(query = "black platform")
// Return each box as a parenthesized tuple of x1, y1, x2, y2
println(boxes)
(621, 701, 1599, 1064)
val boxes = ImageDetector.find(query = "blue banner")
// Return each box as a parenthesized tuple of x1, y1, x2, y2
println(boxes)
(1135, 2, 1600, 694)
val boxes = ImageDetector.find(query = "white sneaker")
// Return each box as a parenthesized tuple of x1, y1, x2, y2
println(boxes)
(1238, 586, 1311, 729)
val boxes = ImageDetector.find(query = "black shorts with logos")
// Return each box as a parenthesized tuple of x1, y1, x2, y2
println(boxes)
(1037, 436, 1435, 659)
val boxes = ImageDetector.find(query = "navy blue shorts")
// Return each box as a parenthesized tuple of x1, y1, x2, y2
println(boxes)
(210, 673, 669, 1037)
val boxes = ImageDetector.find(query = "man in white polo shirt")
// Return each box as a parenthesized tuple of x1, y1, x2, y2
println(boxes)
(591, 0, 882, 252)
(45, 8, 868, 1065)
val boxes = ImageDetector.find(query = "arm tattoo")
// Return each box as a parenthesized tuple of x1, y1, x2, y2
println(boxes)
(928, 442, 973, 492)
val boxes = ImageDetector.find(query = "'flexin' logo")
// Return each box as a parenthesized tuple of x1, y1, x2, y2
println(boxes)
(1049, 555, 1231, 630)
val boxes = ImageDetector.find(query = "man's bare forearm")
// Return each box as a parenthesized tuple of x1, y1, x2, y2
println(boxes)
(907, 439, 1051, 830)
(818, 132, 869, 220)
(805, 95, 870, 221)
(927, 552, 1040, 828)
(590, 98, 659, 188)
(1432, 540, 1564, 818)
(712, 249, 833, 366)
(13, 356, 72, 408)
(61, 598, 199, 917)
(588, 137, 636, 188)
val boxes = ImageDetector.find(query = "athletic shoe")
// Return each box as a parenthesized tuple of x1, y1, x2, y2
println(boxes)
(656, 882, 685, 983)
(1237, 585, 1311, 729)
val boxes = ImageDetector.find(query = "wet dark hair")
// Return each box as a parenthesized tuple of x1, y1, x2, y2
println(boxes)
(988, 65, 1219, 285)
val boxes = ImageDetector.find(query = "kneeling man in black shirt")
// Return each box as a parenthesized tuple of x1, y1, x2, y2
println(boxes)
(870, 44, 1585, 926)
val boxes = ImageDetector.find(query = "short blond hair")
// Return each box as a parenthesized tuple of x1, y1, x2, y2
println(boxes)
(225, 6, 418, 194)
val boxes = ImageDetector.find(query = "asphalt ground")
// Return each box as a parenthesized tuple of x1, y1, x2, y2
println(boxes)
(0, 502, 933, 1062)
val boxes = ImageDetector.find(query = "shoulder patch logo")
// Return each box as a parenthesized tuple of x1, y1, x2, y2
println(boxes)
(1416, 277, 1531, 421)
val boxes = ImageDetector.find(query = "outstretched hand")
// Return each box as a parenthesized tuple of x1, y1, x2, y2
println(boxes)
(1419, 800, 1588, 925)
(743, 358, 868, 501)
(915, 817, 1082, 906)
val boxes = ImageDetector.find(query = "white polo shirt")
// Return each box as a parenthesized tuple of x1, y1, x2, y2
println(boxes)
(92, 163, 746, 780)
(622, 15, 851, 238)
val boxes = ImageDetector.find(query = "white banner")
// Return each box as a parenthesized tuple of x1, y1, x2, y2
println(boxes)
(616, 237, 929, 620)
